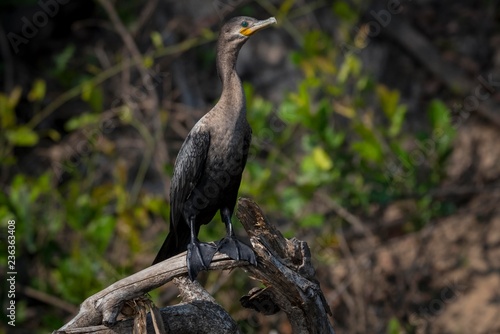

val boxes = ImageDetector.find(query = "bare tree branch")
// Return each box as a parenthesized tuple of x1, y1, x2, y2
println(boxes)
(55, 198, 335, 334)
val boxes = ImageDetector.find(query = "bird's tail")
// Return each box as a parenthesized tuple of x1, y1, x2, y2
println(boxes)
(151, 222, 191, 265)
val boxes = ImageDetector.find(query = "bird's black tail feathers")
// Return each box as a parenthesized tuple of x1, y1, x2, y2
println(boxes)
(151, 222, 190, 265)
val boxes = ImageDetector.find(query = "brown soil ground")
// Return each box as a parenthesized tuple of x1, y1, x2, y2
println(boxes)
(325, 118, 500, 333)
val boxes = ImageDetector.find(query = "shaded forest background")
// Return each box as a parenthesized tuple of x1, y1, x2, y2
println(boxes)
(1, 0, 500, 333)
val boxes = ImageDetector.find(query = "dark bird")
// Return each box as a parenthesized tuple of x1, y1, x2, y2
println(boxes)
(152, 16, 277, 280)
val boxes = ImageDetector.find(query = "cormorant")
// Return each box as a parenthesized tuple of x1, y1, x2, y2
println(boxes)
(152, 16, 277, 280)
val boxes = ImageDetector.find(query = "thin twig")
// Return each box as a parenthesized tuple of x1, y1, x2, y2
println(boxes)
(131, 0, 160, 36)
(336, 228, 367, 333)
(28, 36, 213, 130)
(255, 0, 304, 45)
(316, 190, 377, 246)
(20, 285, 79, 314)
(97, 0, 162, 204)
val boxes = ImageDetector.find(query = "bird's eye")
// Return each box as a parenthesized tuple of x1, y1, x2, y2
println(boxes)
(241, 21, 248, 28)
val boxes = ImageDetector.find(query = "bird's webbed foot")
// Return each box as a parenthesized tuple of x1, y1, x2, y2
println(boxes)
(187, 240, 217, 280)
(217, 236, 257, 266)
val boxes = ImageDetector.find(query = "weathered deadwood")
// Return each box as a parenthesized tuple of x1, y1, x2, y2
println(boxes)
(55, 198, 335, 334)
(56, 277, 240, 334)
(55, 253, 245, 333)
(237, 198, 335, 334)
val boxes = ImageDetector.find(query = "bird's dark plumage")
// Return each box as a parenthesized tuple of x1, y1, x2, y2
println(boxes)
(152, 16, 277, 280)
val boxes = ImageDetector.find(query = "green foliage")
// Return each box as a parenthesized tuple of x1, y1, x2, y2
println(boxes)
(28, 79, 47, 102)
(376, 85, 407, 137)
(0, 39, 175, 327)
(243, 22, 456, 234)
(386, 317, 403, 334)
(0, 168, 170, 316)
(5, 125, 39, 146)
(51, 45, 77, 85)
(81, 81, 104, 113)
(0, 87, 40, 149)
(150, 31, 164, 49)
(64, 113, 102, 131)
(332, 1, 359, 22)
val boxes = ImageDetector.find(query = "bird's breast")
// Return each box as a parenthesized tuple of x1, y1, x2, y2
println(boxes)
(209, 129, 248, 165)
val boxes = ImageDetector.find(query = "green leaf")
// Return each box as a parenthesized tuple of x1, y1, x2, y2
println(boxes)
(0, 87, 23, 128)
(277, 0, 294, 16)
(427, 99, 455, 155)
(281, 187, 305, 216)
(53, 45, 75, 74)
(375, 84, 409, 153)
(332, 1, 358, 22)
(5, 126, 39, 146)
(290, 50, 302, 65)
(65, 113, 101, 131)
(88, 85, 103, 113)
(247, 91, 274, 132)
(312, 147, 333, 171)
(300, 213, 324, 228)
(388, 104, 407, 137)
(278, 99, 299, 124)
(351, 123, 384, 163)
(376, 84, 400, 119)
(28, 79, 46, 102)
(0, 97, 13, 128)
(143, 56, 154, 69)
(150, 31, 164, 49)
(386, 317, 402, 334)
(86, 215, 116, 253)
(338, 53, 361, 83)
(118, 105, 133, 124)
(45, 129, 61, 141)
(427, 99, 451, 130)
(351, 140, 383, 163)
(81, 81, 93, 102)
(323, 127, 345, 149)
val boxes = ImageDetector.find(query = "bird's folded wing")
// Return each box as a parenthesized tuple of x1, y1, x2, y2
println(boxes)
(170, 130, 211, 233)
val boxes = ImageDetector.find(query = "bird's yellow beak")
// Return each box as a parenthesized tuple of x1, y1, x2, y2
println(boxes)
(240, 17, 277, 36)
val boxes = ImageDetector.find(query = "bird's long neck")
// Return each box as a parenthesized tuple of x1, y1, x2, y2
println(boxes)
(216, 39, 246, 118)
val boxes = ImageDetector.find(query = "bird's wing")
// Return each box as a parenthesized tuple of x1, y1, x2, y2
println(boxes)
(170, 129, 211, 235)
(242, 127, 252, 166)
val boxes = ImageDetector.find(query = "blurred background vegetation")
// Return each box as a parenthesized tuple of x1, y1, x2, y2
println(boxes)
(1, 0, 500, 333)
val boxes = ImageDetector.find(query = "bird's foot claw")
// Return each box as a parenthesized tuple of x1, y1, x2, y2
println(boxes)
(187, 241, 217, 280)
(217, 236, 257, 266)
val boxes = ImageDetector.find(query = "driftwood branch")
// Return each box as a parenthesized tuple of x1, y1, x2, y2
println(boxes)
(55, 253, 244, 333)
(57, 278, 239, 333)
(55, 198, 335, 334)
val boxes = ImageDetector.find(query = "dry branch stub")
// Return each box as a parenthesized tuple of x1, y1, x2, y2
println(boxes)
(237, 198, 335, 334)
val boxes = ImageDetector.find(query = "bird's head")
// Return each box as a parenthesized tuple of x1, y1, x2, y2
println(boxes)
(219, 16, 277, 45)
(216, 16, 276, 80)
